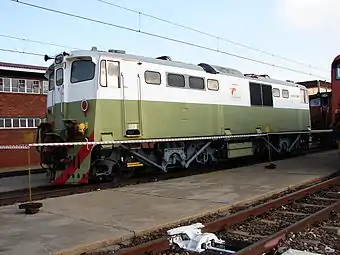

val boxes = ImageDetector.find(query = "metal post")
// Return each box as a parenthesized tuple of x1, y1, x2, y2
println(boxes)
(267, 134, 272, 162)
(28, 146, 32, 203)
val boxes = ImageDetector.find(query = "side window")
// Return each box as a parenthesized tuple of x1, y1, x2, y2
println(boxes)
(100, 60, 107, 87)
(262, 84, 273, 106)
(207, 79, 219, 91)
(304, 90, 309, 104)
(189, 76, 204, 90)
(145, 71, 161, 85)
(167, 73, 185, 87)
(249, 82, 262, 106)
(56, 68, 63, 86)
(300, 88, 306, 103)
(106, 61, 120, 88)
(282, 89, 289, 98)
(272, 88, 280, 97)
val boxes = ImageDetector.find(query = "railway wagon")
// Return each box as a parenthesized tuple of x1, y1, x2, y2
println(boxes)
(36, 48, 311, 185)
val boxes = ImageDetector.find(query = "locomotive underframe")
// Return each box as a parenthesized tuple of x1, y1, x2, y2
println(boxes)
(86, 132, 310, 182)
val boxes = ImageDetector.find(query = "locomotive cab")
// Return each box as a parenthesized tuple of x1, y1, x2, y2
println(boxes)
(43, 53, 97, 143)
(37, 52, 98, 182)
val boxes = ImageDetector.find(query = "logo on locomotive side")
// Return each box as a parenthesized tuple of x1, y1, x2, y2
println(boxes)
(230, 85, 241, 100)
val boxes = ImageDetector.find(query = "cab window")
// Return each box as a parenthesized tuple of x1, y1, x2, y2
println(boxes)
(56, 68, 63, 86)
(71, 60, 95, 83)
(336, 64, 340, 80)
(49, 72, 55, 90)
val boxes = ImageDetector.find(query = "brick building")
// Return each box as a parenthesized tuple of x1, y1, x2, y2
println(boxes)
(0, 61, 48, 170)
(297, 80, 332, 96)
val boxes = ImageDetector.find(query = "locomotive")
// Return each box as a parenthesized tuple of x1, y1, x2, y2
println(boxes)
(36, 48, 312, 185)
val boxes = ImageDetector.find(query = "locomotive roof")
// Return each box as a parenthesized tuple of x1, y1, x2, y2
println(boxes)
(66, 49, 305, 88)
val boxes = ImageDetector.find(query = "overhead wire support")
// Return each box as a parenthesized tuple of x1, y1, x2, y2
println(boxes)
(96, 0, 327, 73)
(9, 0, 328, 80)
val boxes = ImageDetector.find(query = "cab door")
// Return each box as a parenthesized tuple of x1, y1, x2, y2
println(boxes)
(120, 60, 142, 137)
(52, 65, 65, 128)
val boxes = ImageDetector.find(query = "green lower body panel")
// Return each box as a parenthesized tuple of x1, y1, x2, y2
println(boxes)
(44, 99, 310, 184)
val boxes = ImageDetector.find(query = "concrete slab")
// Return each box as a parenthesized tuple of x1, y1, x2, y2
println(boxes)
(0, 173, 48, 192)
(0, 150, 338, 255)
(0, 206, 131, 255)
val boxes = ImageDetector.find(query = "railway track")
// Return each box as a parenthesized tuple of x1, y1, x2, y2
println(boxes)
(83, 173, 340, 255)
(0, 146, 334, 207)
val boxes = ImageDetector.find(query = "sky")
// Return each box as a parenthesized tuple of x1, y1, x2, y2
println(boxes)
(0, 0, 339, 82)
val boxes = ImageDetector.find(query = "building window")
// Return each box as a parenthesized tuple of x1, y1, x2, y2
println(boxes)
(3, 78, 10, 92)
(27, 80, 40, 94)
(0, 117, 44, 129)
(0, 77, 46, 94)
(189, 76, 205, 90)
(207, 79, 219, 91)
(19, 80, 26, 93)
(42, 81, 49, 94)
(167, 73, 185, 87)
(19, 118, 27, 128)
(145, 71, 161, 85)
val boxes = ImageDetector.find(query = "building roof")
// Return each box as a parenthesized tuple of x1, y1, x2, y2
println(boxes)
(0, 61, 47, 74)
(297, 80, 331, 89)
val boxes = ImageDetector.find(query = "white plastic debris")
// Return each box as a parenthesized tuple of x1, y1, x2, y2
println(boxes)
(281, 249, 322, 255)
(167, 223, 235, 253)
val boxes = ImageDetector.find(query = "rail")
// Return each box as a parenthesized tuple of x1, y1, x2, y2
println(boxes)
(88, 175, 339, 255)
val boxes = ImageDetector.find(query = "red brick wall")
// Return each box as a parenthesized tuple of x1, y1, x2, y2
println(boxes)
(0, 93, 46, 117)
(0, 93, 47, 169)
(0, 129, 40, 168)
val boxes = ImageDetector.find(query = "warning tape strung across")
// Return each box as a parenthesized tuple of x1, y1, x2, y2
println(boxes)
(0, 129, 333, 150)
(0, 134, 267, 150)
(0, 145, 30, 150)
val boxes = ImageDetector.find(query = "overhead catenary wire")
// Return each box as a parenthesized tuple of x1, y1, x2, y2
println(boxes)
(0, 47, 44, 57)
(9, 0, 329, 80)
(96, 0, 327, 73)
(0, 34, 80, 50)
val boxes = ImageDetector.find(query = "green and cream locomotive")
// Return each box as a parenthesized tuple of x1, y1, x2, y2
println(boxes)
(36, 48, 311, 185)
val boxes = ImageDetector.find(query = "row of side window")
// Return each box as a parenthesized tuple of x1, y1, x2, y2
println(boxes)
(0, 117, 45, 129)
(0, 77, 48, 94)
(274, 87, 308, 104)
(144, 71, 219, 91)
(272, 88, 290, 98)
